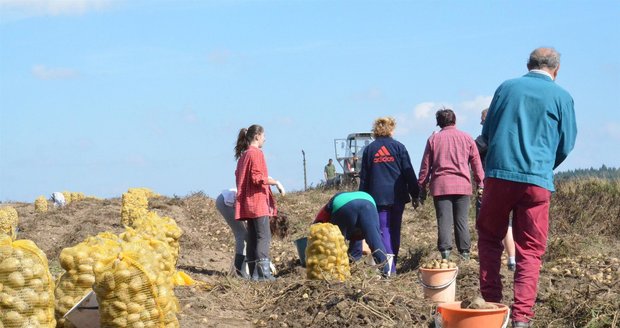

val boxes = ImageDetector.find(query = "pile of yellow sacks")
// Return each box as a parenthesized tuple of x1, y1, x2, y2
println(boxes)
(0, 234, 56, 327)
(61, 192, 85, 205)
(305, 223, 350, 281)
(54, 187, 184, 327)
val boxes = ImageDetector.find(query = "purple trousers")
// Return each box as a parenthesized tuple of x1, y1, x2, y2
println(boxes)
(378, 203, 405, 273)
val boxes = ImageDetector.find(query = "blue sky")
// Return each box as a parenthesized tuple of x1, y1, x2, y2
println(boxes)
(1, 0, 619, 202)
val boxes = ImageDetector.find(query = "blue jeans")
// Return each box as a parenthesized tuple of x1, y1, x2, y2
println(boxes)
(332, 199, 388, 273)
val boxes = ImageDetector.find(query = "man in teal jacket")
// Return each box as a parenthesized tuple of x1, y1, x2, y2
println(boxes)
(477, 47, 577, 328)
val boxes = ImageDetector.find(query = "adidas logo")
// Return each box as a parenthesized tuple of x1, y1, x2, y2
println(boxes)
(373, 146, 395, 163)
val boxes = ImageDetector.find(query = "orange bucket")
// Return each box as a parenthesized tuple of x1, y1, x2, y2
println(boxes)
(435, 301, 510, 328)
(418, 267, 458, 303)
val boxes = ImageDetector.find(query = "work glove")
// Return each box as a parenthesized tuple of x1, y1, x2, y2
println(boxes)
(477, 187, 484, 198)
(412, 198, 421, 210)
(276, 181, 286, 196)
(419, 187, 427, 205)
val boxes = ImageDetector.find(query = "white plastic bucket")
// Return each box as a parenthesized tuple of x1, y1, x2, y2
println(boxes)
(418, 267, 458, 303)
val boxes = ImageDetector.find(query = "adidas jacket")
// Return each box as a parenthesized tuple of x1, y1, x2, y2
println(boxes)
(359, 137, 420, 206)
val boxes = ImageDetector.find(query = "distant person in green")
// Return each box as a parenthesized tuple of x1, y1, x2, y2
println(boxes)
(324, 158, 337, 186)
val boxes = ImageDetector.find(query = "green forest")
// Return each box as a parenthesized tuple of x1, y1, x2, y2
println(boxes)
(555, 165, 620, 180)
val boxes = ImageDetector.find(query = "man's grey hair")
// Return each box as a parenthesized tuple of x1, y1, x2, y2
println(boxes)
(527, 47, 561, 70)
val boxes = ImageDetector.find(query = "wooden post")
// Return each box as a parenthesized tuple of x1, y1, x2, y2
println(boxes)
(302, 150, 307, 191)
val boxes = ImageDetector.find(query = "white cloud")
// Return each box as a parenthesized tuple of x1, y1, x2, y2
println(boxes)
(459, 95, 493, 113)
(414, 102, 437, 119)
(394, 95, 491, 137)
(0, 0, 114, 18)
(395, 102, 447, 136)
(31, 65, 78, 80)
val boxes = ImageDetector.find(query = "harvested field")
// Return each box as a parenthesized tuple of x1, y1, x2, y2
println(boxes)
(7, 178, 620, 327)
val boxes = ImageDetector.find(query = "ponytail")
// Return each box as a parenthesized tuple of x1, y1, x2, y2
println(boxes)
(234, 128, 249, 160)
(234, 124, 264, 160)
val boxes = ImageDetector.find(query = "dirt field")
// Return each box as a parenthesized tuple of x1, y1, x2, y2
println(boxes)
(7, 178, 620, 327)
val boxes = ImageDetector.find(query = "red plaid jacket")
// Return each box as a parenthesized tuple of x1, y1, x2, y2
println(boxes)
(235, 146, 277, 220)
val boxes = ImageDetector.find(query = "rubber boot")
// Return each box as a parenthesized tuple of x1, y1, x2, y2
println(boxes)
(233, 254, 246, 278)
(460, 251, 470, 261)
(440, 250, 451, 260)
(247, 260, 256, 280)
(254, 258, 276, 282)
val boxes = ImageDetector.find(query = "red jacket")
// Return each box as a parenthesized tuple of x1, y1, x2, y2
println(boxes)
(235, 146, 277, 220)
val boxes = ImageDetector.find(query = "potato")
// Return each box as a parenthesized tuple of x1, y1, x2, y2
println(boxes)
(4, 311, 22, 325)
(0, 257, 20, 272)
(113, 300, 128, 311)
(112, 317, 128, 327)
(8, 271, 26, 287)
(1, 292, 15, 307)
(39, 291, 51, 306)
(59, 253, 74, 270)
(127, 313, 141, 323)
(78, 273, 96, 285)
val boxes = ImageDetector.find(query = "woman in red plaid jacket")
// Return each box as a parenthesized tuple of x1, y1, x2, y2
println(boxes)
(234, 124, 285, 281)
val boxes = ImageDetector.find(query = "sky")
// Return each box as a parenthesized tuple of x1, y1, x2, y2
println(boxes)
(1, 0, 619, 202)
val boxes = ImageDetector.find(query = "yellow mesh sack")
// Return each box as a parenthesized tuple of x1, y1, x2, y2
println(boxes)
(131, 213, 182, 265)
(0, 206, 18, 240)
(120, 191, 149, 227)
(119, 229, 175, 277)
(118, 231, 179, 321)
(127, 188, 159, 198)
(35, 196, 48, 213)
(94, 254, 165, 328)
(305, 223, 350, 281)
(55, 233, 122, 327)
(94, 240, 179, 328)
(0, 234, 56, 327)
(62, 192, 72, 205)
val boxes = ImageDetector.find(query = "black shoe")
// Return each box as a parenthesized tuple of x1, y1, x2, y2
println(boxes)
(254, 258, 276, 282)
(247, 260, 256, 279)
(234, 254, 246, 277)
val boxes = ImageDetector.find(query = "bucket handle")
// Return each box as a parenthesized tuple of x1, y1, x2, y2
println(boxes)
(501, 307, 511, 328)
(417, 267, 459, 290)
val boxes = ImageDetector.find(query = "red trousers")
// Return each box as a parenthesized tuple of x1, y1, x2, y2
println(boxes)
(477, 178, 551, 323)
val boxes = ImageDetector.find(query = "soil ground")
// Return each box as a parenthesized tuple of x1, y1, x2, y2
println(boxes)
(6, 181, 620, 327)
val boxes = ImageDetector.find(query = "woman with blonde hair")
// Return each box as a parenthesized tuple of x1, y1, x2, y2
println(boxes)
(359, 117, 420, 276)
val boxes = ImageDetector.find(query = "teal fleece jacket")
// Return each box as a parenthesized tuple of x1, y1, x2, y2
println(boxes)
(482, 72, 577, 192)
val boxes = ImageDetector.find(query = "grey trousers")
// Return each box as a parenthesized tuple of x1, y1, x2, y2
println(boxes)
(215, 195, 248, 255)
(245, 216, 272, 262)
(433, 195, 471, 253)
